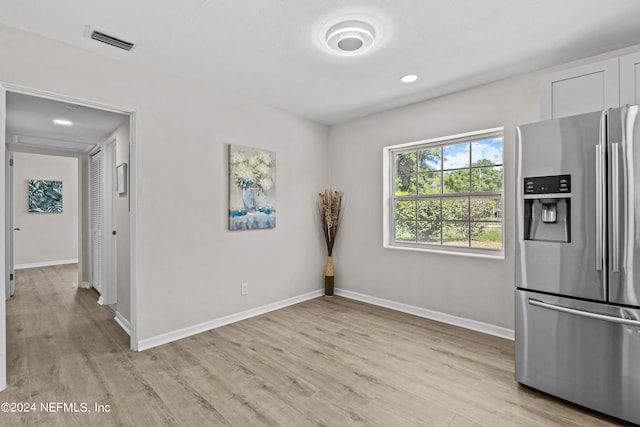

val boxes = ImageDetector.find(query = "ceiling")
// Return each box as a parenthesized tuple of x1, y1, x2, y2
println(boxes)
(2, 1, 640, 126)
(6, 92, 128, 154)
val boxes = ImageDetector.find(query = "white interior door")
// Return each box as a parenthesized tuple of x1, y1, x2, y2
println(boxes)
(90, 150, 103, 295)
(90, 143, 117, 306)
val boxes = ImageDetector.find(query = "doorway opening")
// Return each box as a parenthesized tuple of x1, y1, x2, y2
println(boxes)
(11, 152, 79, 274)
(0, 85, 138, 391)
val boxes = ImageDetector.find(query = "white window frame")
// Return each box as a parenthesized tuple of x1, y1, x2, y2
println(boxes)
(383, 127, 505, 259)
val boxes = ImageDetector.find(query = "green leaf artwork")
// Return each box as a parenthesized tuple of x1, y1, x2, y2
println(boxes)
(28, 179, 63, 213)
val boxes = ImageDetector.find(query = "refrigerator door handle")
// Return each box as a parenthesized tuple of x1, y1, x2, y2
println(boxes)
(611, 142, 620, 273)
(529, 298, 640, 327)
(595, 143, 604, 271)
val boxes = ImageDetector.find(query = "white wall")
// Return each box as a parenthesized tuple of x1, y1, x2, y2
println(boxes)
(328, 44, 640, 330)
(13, 152, 78, 268)
(0, 23, 329, 342)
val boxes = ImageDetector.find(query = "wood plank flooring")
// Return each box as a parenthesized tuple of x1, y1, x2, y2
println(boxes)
(2, 265, 630, 426)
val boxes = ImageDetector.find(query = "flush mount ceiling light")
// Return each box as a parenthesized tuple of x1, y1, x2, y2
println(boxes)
(53, 119, 73, 126)
(322, 17, 381, 56)
(401, 74, 418, 83)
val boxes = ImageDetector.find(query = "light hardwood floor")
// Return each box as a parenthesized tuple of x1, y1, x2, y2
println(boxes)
(2, 265, 629, 426)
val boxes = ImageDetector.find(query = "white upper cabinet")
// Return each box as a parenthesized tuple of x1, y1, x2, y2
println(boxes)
(540, 58, 619, 120)
(540, 51, 640, 120)
(620, 51, 640, 106)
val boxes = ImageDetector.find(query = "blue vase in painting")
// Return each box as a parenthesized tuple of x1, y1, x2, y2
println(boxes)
(243, 186, 260, 212)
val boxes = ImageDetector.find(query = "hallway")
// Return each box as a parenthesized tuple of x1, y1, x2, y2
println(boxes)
(4, 265, 130, 425)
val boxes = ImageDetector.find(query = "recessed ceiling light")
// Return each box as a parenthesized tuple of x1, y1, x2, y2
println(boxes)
(401, 74, 418, 83)
(53, 119, 73, 126)
(321, 17, 382, 57)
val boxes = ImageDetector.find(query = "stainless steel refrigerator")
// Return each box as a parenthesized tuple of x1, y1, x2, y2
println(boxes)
(515, 105, 640, 424)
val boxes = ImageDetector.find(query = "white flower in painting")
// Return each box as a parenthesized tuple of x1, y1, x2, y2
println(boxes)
(256, 153, 273, 167)
(235, 163, 254, 181)
(231, 152, 247, 166)
(231, 147, 274, 191)
(257, 162, 271, 176)
(261, 176, 273, 192)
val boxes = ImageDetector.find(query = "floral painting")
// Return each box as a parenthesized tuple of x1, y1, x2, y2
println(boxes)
(28, 179, 63, 213)
(229, 144, 276, 230)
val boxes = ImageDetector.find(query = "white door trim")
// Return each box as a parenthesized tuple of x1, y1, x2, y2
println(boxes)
(0, 83, 139, 394)
(128, 112, 138, 351)
(0, 85, 7, 391)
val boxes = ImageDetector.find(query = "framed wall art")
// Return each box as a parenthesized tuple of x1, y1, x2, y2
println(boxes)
(117, 163, 127, 195)
(228, 144, 276, 230)
(28, 179, 63, 213)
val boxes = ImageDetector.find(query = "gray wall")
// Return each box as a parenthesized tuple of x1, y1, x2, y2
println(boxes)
(13, 152, 78, 267)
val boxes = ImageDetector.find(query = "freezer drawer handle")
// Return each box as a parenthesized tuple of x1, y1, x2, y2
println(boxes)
(529, 298, 640, 327)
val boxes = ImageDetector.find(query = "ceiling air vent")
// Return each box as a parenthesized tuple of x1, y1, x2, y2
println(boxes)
(90, 30, 135, 51)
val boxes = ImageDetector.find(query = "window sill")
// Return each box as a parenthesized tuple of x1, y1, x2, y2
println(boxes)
(383, 242, 505, 260)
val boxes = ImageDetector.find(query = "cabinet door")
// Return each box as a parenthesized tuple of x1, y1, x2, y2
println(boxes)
(540, 58, 619, 120)
(620, 52, 640, 106)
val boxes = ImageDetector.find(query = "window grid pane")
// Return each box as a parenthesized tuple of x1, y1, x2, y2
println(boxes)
(442, 221, 470, 247)
(443, 169, 470, 194)
(471, 166, 503, 192)
(395, 200, 416, 220)
(418, 147, 441, 172)
(418, 171, 442, 194)
(395, 220, 417, 242)
(418, 221, 441, 244)
(471, 222, 502, 249)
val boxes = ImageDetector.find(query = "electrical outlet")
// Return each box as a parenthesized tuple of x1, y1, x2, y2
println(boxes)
(241, 282, 249, 296)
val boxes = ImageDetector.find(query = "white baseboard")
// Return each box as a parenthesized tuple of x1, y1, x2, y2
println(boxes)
(334, 288, 515, 341)
(14, 259, 78, 270)
(115, 311, 131, 336)
(136, 286, 513, 352)
(137, 289, 324, 351)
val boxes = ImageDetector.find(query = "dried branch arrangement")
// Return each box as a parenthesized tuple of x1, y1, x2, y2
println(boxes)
(318, 189, 344, 256)
(318, 189, 344, 296)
